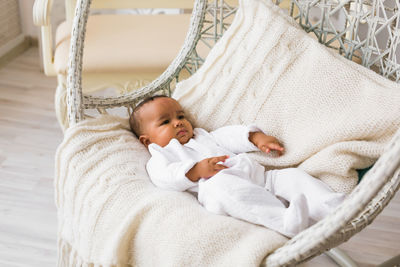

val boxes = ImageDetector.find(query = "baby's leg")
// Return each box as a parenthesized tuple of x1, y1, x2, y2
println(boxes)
(198, 172, 309, 237)
(265, 168, 345, 221)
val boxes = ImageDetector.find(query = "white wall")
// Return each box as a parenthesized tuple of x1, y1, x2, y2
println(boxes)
(18, 0, 65, 40)
(18, 0, 37, 38)
(0, 0, 24, 57)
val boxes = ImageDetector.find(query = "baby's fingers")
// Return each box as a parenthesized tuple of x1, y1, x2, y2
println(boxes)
(261, 143, 284, 155)
(210, 155, 229, 164)
(269, 143, 284, 151)
(214, 164, 228, 171)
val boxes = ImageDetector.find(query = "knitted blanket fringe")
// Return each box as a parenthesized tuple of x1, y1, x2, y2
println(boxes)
(57, 240, 86, 267)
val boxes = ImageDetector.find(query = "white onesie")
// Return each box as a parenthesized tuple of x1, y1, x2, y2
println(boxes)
(146, 125, 345, 237)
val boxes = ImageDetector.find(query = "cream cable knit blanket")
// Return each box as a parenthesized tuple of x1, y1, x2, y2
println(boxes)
(174, 0, 400, 193)
(55, 116, 287, 266)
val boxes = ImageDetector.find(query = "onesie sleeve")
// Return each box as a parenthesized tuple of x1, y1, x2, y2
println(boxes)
(209, 125, 261, 154)
(146, 145, 197, 191)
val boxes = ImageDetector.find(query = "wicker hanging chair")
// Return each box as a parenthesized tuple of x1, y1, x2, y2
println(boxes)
(63, 0, 400, 266)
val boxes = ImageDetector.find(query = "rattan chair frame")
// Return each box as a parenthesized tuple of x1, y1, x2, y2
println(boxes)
(66, 0, 400, 266)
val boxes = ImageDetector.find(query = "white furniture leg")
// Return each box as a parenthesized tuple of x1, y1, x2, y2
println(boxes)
(325, 248, 358, 267)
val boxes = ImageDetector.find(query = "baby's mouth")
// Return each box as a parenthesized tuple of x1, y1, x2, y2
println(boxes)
(177, 129, 188, 136)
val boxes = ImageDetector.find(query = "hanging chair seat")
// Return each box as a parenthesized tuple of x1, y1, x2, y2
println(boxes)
(55, 115, 289, 266)
(53, 14, 191, 75)
(57, 0, 400, 266)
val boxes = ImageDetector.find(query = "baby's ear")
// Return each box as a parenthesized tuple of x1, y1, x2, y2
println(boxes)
(139, 135, 151, 147)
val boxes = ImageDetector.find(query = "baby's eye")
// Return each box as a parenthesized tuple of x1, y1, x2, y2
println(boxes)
(161, 120, 170, 125)
(178, 115, 185, 119)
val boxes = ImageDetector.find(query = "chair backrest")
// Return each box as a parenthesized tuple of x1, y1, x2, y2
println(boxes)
(287, 0, 400, 82)
(64, 0, 197, 22)
(64, 0, 238, 23)
(66, 0, 400, 122)
(63, 0, 238, 66)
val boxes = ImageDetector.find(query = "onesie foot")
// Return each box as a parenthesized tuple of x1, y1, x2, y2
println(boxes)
(311, 192, 346, 221)
(282, 194, 309, 237)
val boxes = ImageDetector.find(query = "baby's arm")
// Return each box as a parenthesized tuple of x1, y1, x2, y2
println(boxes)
(147, 152, 228, 190)
(249, 131, 284, 155)
(209, 125, 262, 153)
(210, 125, 284, 155)
(147, 155, 198, 191)
(186, 155, 229, 182)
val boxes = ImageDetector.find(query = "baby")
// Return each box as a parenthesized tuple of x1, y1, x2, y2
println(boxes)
(130, 95, 345, 237)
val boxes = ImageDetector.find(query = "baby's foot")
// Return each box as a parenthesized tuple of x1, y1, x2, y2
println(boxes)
(311, 192, 346, 221)
(282, 194, 309, 237)
(324, 193, 346, 208)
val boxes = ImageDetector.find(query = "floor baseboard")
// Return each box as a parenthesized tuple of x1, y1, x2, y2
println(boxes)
(0, 36, 34, 69)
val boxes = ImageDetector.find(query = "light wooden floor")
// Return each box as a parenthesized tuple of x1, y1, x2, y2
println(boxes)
(0, 47, 399, 267)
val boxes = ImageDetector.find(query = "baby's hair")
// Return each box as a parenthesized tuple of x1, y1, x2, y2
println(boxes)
(129, 94, 170, 138)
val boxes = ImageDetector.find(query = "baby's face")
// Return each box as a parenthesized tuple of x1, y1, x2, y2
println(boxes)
(138, 97, 194, 147)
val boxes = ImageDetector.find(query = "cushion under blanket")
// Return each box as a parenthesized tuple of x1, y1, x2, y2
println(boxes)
(173, 0, 400, 193)
(55, 115, 287, 266)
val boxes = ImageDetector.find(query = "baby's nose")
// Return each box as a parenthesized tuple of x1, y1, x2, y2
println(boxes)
(174, 120, 183, 126)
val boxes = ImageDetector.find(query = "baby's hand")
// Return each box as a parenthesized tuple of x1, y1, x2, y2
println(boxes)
(186, 155, 229, 182)
(249, 132, 284, 156)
